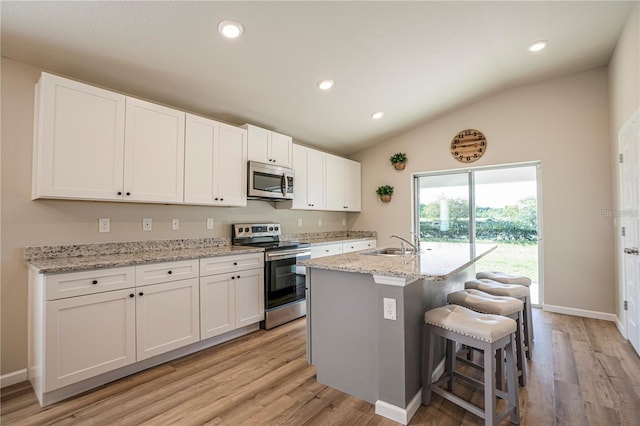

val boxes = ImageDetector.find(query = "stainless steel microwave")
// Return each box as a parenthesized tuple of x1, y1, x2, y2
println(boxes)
(247, 161, 294, 200)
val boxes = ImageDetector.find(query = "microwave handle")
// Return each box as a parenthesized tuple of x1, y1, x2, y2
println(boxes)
(281, 174, 287, 196)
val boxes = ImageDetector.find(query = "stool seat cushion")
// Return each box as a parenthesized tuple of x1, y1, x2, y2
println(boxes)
(466, 279, 530, 298)
(447, 289, 523, 315)
(476, 271, 531, 286)
(424, 305, 516, 343)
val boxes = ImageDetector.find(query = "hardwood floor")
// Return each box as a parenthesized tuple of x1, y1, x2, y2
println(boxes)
(2, 309, 640, 425)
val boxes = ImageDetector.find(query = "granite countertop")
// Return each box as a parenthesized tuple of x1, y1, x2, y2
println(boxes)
(24, 238, 265, 275)
(300, 243, 497, 281)
(298, 235, 377, 245)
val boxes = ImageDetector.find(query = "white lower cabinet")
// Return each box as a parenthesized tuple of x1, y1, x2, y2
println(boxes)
(310, 243, 343, 258)
(44, 288, 136, 391)
(135, 278, 200, 361)
(342, 239, 377, 253)
(200, 253, 264, 340)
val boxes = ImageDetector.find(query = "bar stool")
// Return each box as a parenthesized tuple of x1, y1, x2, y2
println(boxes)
(447, 289, 527, 386)
(465, 279, 532, 359)
(476, 271, 534, 343)
(422, 305, 520, 426)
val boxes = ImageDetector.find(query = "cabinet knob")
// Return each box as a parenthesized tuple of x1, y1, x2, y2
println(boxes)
(233, 262, 238, 266)
(231, 276, 235, 280)
(220, 198, 224, 201)
(92, 280, 98, 285)
(126, 192, 131, 196)
(167, 270, 173, 275)
(214, 198, 219, 201)
(117, 191, 122, 196)
(237, 275, 241, 279)
(139, 292, 144, 296)
(129, 294, 134, 298)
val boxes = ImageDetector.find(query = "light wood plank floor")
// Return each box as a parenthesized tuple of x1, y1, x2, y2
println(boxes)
(3, 309, 640, 425)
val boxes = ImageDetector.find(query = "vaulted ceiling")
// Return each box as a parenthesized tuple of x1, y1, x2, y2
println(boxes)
(1, 1, 635, 155)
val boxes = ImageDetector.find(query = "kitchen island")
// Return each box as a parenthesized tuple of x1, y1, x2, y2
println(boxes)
(301, 243, 496, 425)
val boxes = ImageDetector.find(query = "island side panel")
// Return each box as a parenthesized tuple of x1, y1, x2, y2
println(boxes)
(403, 265, 475, 404)
(308, 268, 379, 404)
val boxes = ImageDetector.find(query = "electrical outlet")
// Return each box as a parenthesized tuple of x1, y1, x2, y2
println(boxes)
(342, 218, 347, 226)
(318, 218, 322, 227)
(383, 298, 397, 320)
(99, 218, 110, 233)
(143, 218, 152, 231)
(172, 218, 180, 230)
(297, 218, 303, 227)
(207, 218, 214, 230)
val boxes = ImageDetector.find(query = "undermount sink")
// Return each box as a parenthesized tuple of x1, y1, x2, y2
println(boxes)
(361, 247, 407, 256)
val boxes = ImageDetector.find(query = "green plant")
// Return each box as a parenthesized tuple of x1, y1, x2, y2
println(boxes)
(376, 185, 394, 196)
(389, 152, 407, 165)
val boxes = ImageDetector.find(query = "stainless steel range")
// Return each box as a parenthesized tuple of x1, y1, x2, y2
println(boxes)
(232, 223, 310, 330)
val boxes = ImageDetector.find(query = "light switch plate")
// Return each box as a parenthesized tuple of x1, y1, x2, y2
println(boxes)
(297, 218, 303, 227)
(383, 298, 397, 320)
(99, 218, 110, 233)
(172, 218, 179, 230)
(207, 218, 214, 230)
(143, 218, 152, 231)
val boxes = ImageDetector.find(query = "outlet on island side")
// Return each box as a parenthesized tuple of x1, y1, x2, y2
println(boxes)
(383, 298, 397, 320)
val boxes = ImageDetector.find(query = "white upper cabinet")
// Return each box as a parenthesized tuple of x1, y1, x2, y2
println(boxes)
(124, 97, 185, 203)
(290, 144, 325, 210)
(32, 72, 126, 201)
(243, 124, 293, 168)
(184, 114, 247, 206)
(325, 154, 361, 212)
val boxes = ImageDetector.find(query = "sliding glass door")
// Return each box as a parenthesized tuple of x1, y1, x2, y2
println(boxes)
(415, 163, 542, 305)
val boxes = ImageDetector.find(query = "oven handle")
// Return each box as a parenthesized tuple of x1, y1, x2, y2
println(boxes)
(265, 250, 311, 262)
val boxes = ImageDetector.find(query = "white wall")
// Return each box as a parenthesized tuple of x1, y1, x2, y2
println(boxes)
(609, 4, 640, 320)
(351, 68, 614, 316)
(0, 57, 349, 375)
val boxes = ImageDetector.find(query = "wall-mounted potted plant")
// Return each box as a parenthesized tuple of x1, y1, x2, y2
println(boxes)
(390, 152, 407, 170)
(376, 185, 394, 203)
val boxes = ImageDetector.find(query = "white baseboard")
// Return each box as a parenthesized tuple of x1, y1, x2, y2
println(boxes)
(616, 317, 627, 338)
(375, 390, 422, 425)
(543, 304, 617, 322)
(1, 369, 27, 388)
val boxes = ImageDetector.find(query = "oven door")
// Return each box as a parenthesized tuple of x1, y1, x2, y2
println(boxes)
(264, 249, 310, 310)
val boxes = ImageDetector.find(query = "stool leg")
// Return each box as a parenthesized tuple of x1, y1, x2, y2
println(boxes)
(523, 295, 533, 359)
(515, 312, 527, 387)
(495, 348, 504, 391)
(446, 339, 455, 391)
(422, 325, 436, 405)
(505, 335, 521, 424)
(484, 344, 497, 425)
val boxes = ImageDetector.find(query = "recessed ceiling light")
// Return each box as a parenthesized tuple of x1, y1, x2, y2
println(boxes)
(317, 79, 334, 90)
(528, 40, 548, 52)
(218, 20, 244, 39)
(371, 111, 384, 120)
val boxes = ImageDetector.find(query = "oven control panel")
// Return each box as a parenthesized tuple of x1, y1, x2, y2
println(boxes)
(233, 223, 281, 238)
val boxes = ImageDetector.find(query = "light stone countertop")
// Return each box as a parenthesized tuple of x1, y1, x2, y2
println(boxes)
(297, 236, 377, 246)
(300, 243, 497, 281)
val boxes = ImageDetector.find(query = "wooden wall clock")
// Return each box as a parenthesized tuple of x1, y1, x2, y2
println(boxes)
(450, 129, 487, 163)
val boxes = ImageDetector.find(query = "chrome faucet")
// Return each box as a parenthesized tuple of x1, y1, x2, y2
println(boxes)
(390, 234, 418, 255)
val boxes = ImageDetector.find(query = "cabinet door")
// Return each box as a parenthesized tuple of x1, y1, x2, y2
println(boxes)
(33, 73, 126, 201)
(306, 148, 325, 209)
(270, 131, 293, 168)
(324, 154, 345, 211)
(124, 97, 185, 203)
(44, 289, 136, 391)
(216, 123, 247, 206)
(343, 159, 361, 211)
(200, 273, 235, 339)
(291, 144, 309, 209)
(184, 113, 219, 205)
(235, 268, 265, 328)
(136, 278, 199, 360)
(245, 124, 271, 164)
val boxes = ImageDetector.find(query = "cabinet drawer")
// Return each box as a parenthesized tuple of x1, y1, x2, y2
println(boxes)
(310, 244, 343, 258)
(135, 260, 199, 287)
(342, 239, 377, 253)
(200, 253, 264, 277)
(45, 267, 135, 301)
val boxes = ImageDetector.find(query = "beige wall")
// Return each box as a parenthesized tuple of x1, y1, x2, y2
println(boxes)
(609, 4, 640, 320)
(0, 57, 349, 375)
(351, 68, 614, 316)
